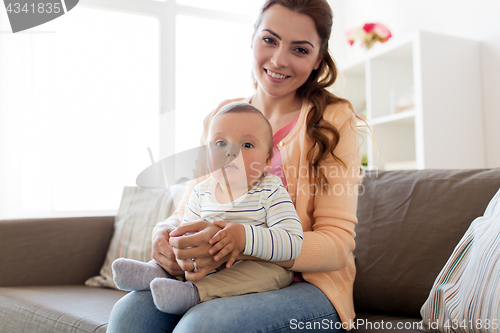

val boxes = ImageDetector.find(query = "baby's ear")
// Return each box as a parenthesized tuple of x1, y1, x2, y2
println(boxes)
(263, 165, 271, 174)
(264, 155, 272, 168)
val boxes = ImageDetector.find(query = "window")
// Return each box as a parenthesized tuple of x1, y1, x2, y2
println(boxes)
(0, 0, 259, 218)
(175, 14, 254, 152)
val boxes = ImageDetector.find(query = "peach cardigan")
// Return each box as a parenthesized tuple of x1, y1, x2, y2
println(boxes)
(171, 96, 362, 327)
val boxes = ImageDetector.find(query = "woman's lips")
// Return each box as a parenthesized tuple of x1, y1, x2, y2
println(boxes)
(265, 68, 290, 81)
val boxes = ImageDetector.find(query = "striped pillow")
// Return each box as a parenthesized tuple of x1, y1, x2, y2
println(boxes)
(85, 186, 184, 289)
(420, 187, 500, 332)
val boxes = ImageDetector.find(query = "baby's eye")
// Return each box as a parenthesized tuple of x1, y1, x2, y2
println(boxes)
(242, 142, 254, 149)
(215, 141, 226, 147)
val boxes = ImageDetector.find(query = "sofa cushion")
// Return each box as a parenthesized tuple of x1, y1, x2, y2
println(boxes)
(0, 286, 126, 333)
(0, 216, 114, 287)
(419, 186, 500, 332)
(354, 168, 500, 316)
(86, 186, 184, 289)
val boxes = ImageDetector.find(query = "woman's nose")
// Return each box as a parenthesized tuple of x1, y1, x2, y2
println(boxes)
(270, 46, 288, 67)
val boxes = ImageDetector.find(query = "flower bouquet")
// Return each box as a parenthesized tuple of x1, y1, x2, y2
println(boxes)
(346, 23, 392, 50)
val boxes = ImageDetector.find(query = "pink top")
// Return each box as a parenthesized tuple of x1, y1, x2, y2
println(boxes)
(268, 114, 303, 282)
(268, 115, 300, 189)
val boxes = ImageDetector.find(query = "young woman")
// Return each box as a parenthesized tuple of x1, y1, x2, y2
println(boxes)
(108, 1, 361, 332)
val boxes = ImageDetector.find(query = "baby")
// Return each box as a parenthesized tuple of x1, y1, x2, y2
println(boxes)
(112, 102, 303, 315)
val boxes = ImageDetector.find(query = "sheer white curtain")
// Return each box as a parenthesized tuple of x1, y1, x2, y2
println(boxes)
(0, 0, 261, 219)
(0, 6, 159, 218)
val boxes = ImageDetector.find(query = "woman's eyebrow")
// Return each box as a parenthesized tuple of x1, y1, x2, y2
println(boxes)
(263, 28, 315, 49)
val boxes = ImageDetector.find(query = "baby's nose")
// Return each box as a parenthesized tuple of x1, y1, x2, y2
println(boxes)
(225, 144, 239, 157)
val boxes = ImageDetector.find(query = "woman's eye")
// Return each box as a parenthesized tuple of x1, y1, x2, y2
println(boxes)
(295, 47, 308, 55)
(215, 141, 226, 147)
(263, 37, 276, 45)
(242, 142, 254, 149)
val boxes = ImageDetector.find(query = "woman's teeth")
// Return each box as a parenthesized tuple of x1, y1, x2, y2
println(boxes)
(266, 69, 288, 79)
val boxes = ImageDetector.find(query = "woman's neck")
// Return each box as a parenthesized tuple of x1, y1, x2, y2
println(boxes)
(251, 89, 303, 134)
(251, 90, 302, 119)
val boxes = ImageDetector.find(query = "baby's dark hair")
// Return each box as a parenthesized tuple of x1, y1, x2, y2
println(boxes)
(214, 102, 274, 160)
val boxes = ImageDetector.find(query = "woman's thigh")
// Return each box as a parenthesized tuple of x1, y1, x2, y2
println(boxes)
(107, 290, 181, 333)
(174, 282, 347, 333)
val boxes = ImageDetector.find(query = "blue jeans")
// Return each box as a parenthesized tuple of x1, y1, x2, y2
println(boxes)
(107, 282, 348, 333)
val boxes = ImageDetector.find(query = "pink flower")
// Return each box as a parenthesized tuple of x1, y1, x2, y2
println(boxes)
(346, 22, 392, 49)
(363, 23, 375, 33)
(373, 23, 392, 41)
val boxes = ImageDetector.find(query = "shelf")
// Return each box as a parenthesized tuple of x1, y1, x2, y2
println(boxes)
(336, 31, 484, 170)
(370, 110, 415, 126)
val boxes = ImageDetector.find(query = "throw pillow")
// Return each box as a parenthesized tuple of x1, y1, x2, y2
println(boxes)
(85, 185, 185, 289)
(420, 186, 500, 332)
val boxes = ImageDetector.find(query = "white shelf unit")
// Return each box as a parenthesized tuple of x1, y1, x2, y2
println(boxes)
(334, 31, 485, 170)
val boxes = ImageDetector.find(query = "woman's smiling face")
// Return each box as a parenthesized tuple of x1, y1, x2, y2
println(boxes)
(252, 4, 323, 100)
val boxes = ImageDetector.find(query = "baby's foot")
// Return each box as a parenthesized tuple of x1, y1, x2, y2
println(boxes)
(150, 278, 200, 315)
(112, 258, 171, 291)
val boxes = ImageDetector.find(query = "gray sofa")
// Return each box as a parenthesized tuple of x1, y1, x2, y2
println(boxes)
(1, 168, 500, 332)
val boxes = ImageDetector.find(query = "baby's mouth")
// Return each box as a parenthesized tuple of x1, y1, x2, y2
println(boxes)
(224, 163, 238, 170)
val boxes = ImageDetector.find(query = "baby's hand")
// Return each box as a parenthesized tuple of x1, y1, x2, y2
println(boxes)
(209, 221, 246, 268)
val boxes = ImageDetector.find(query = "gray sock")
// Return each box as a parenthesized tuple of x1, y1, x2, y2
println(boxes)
(112, 258, 171, 291)
(150, 278, 200, 315)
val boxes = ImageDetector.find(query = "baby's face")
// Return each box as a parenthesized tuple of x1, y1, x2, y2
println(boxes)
(208, 111, 271, 190)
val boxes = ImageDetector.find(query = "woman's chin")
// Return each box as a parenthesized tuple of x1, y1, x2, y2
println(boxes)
(257, 83, 297, 100)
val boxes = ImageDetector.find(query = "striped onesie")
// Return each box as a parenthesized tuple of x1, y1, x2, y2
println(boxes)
(183, 173, 304, 301)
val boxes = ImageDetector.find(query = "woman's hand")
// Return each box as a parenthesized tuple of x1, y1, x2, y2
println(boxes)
(151, 220, 185, 277)
(209, 220, 246, 268)
(169, 220, 226, 282)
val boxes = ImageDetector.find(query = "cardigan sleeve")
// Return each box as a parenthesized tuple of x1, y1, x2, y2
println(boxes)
(291, 103, 362, 272)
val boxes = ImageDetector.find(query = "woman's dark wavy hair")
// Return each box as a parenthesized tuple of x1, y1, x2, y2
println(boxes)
(253, 0, 356, 186)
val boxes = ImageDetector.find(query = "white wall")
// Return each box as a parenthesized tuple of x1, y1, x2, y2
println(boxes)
(329, 0, 500, 168)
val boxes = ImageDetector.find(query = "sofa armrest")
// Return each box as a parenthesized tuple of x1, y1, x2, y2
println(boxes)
(0, 216, 114, 287)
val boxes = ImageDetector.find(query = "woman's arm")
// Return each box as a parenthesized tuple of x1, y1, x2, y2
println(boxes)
(151, 178, 207, 275)
(290, 103, 362, 273)
(151, 219, 185, 277)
